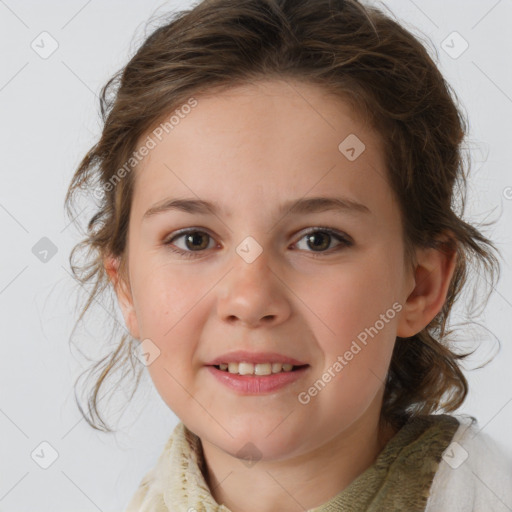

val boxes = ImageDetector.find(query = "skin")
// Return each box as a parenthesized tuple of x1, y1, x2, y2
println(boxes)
(105, 79, 457, 511)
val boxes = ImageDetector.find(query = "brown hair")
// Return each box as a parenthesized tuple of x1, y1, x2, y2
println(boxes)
(64, 0, 501, 433)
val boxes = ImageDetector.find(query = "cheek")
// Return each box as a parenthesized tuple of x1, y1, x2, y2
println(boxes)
(301, 257, 399, 383)
(133, 263, 204, 334)
(305, 262, 398, 337)
(132, 269, 203, 388)
(146, 360, 196, 419)
(308, 303, 397, 428)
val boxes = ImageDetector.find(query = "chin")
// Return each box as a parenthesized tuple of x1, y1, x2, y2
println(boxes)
(210, 421, 306, 462)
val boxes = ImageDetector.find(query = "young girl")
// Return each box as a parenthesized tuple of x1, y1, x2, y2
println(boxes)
(64, 0, 512, 510)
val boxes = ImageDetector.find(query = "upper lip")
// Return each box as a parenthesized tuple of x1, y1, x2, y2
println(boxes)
(205, 350, 308, 366)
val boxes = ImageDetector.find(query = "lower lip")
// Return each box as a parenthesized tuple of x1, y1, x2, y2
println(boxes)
(206, 365, 309, 394)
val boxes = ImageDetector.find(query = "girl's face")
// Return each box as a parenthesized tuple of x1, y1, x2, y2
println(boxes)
(115, 79, 417, 461)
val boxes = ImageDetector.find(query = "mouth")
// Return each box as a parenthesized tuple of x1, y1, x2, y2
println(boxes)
(206, 362, 310, 394)
(210, 362, 309, 376)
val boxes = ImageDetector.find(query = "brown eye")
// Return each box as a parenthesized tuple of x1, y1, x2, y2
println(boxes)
(305, 231, 331, 251)
(295, 228, 352, 254)
(164, 229, 216, 257)
(182, 231, 210, 251)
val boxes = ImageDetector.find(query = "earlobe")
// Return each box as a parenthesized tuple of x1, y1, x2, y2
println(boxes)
(396, 237, 457, 339)
(103, 255, 141, 340)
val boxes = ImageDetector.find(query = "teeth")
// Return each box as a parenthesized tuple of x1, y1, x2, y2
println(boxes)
(238, 362, 254, 375)
(272, 362, 282, 373)
(255, 363, 272, 376)
(217, 362, 297, 375)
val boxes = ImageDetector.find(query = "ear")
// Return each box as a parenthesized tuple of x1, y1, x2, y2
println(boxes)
(397, 234, 457, 338)
(104, 255, 141, 340)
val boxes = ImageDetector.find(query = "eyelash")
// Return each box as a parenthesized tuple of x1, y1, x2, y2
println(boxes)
(162, 227, 353, 259)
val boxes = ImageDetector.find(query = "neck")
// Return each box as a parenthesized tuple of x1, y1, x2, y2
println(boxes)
(199, 407, 398, 512)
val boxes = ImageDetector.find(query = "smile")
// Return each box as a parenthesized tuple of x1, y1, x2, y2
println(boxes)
(213, 362, 307, 375)
(207, 364, 310, 394)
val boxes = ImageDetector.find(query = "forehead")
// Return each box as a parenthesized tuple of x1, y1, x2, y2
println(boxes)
(131, 79, 394, 222)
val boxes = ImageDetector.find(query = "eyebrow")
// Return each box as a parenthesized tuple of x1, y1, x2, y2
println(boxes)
(142, 196, 371, 221)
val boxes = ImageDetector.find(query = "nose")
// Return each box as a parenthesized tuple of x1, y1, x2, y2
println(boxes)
(215, 247, 292, 328)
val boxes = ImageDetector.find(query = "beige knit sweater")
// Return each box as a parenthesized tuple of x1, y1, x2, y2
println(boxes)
(123, 413, 474, 511)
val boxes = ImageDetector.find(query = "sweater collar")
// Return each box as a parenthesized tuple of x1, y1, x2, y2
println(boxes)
(133, 414, 459, 511)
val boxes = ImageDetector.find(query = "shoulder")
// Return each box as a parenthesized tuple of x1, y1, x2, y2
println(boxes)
(425, 413, 512, 512)
(123, 424, 186, 512)
(123, 463, 168, 512)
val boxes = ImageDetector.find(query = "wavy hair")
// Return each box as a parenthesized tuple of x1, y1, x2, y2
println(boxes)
(64, 0, 502, 432)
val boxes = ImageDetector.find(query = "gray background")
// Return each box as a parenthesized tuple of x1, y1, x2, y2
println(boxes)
(1, 0, 511, 510)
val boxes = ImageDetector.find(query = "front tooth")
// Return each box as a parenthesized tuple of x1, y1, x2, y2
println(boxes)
(221, 362, 293, 374)
(228, 362, 239, 374)
(254, 363, 272, 375)
(238, 362, 254, 375)
(272, 363, 283, 373)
